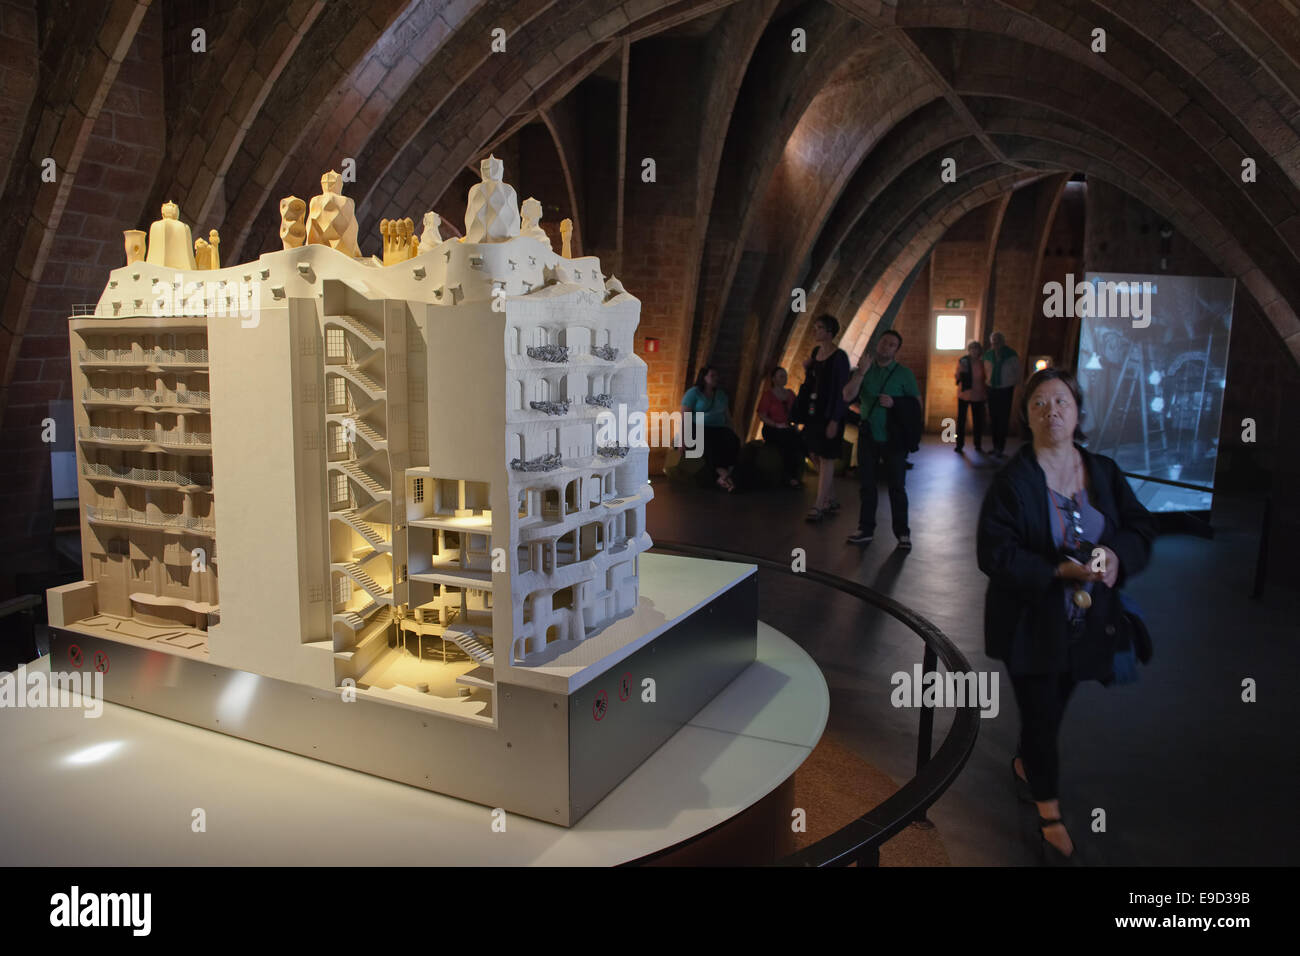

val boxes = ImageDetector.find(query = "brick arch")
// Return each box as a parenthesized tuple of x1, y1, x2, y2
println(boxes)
(779, 170, 1043, 394)
(209, 0, 420, 261)
(142, 0, 325, 228)
(690, 2, 876, 375)
(631, 0, 782, 416)
(350, 0, 740, 240)
(0, 0, 150, 428)
(711, 35, 943, 417)
(831, 0, 1300, 194)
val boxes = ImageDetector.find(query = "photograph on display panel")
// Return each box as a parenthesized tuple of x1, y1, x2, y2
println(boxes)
(1076, 272, 1235, 514)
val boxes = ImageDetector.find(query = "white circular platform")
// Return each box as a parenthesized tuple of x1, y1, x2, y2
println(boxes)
(0, 621, 826, 865)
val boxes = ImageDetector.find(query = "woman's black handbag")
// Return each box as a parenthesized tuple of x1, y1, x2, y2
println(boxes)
(1111, 591, 1152, 684)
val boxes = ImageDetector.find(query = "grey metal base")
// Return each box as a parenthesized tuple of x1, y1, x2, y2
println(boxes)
(46, 556, 757, 827)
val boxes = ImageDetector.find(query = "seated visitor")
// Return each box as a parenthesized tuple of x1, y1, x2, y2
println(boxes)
(681, 365, 741, 493)
(756, 367, 804, 488)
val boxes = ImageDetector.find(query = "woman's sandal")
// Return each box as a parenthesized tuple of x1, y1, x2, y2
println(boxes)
(1038, 817, 1080, 866)
(716, 474, 735, 493)
(825, 498, 841, 512)
(805, 507, 825, 523)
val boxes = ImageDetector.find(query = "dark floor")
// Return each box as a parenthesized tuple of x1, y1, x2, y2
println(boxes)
(647, 436, 1300, 866)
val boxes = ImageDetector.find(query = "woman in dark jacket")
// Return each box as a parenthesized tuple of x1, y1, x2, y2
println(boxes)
(798, 314, 852, 521)
(977, 368, 1157, 864)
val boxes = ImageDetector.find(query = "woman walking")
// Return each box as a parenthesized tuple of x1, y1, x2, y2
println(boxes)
(977, 368, 1156, 863)
(756, 367, 804, 487)
(798, 314, 851, 522)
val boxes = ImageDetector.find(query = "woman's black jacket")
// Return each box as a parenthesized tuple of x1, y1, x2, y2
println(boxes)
(976, 443, 1157, 681)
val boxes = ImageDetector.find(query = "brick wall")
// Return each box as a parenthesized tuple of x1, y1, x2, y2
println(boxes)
(0, 3, 163, 593)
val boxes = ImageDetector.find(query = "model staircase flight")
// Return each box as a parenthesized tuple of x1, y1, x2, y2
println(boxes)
(443, 625, 493, 665)
(334, 508, 390, 550)
(327, 314, 382, 349)
(338, 363, 385, 395)
(339, 460, 388, 497)
(338, 562, 393, 602)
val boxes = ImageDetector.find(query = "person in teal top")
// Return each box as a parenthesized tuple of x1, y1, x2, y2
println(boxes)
(983, 330, 1021, 457)
(680, 365, 740, 492)
(841, 329, 921, 548)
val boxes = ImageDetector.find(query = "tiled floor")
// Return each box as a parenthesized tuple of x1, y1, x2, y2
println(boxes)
(647, 436, 1300, 865)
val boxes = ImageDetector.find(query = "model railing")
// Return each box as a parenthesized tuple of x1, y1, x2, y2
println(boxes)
(82, 462, 212, 487)
(78, 347, 209, 365)
(79, 426, 212, 445)
(83, 387, 211, 406)
(640, 541, 979, 868)
(86, 506, 215, 533)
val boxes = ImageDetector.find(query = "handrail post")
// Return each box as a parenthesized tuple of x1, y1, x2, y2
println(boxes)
(913, 643, 937, 825)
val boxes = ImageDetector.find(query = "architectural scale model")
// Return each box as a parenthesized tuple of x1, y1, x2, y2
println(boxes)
(45, 157, 757, 826)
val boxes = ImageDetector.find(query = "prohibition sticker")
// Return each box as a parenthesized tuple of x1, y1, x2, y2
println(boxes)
(68, 645, 83, 668)
(94, 651, 110, 673)
(593, 690, 608, 721)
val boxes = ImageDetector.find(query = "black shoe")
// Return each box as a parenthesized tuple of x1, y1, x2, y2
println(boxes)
(1038, 817, 1081, 867)
(896, 534, 912, 550)
(954, 445, 964, 454)
(846, 530, 873, 546)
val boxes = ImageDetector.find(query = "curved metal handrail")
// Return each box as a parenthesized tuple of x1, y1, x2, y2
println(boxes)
(649, 540, 981, 866)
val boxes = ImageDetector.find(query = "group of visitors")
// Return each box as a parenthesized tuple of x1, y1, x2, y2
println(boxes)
(681, 313, 923, 548)
(953, 329, 1021, 457)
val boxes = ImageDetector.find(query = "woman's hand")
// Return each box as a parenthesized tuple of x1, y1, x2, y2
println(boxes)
(878, 394, 894, 408)
(1097, 546, 1120, 588)
(1055, 560, 1101, 582)
(825, 420, 837, 439)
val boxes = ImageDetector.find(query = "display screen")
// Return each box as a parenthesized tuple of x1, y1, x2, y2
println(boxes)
(1076, 272, 1236, 513)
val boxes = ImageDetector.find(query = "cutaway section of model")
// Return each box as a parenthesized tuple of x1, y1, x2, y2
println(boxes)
(47, 156, 653, 726)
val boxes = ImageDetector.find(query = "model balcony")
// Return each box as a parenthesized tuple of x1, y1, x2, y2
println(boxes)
(78, 426, 212, 451)
(82, 387, 211, 408)
(86, 505, 215, 534)
(78, 348, 209, 369)
(82, 462, 212, 489)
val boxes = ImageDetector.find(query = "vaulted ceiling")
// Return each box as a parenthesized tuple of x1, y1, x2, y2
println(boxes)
(3, 0, 1300, 552)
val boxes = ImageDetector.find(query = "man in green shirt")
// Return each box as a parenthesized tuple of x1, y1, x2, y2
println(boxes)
(983, 330, 1020, 457)
(841, 329, 920, 548)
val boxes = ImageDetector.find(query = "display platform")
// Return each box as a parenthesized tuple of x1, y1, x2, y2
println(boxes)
(0, 621, 825, 865)
(44, 552, 759, 826)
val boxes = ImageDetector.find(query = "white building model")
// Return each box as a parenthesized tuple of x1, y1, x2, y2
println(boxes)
(49, 157, 654, 727)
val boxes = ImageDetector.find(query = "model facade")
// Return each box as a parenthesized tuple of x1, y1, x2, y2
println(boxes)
(50, 158, 653, 725)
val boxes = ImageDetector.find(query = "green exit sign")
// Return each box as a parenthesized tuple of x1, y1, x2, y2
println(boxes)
(945, 298, 964, 308)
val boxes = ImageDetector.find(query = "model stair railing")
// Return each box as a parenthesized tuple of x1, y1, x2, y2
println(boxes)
(333, 508, 390, 550)
(443, 625, 493, 665)
(326, 314, 383, 350)
(338, 562, 393, 603)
